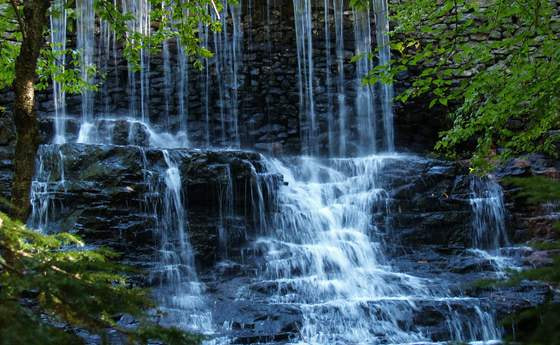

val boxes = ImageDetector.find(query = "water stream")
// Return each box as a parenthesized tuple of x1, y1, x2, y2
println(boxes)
(238, 156, 502, 344)
(28, 1, 515, 343)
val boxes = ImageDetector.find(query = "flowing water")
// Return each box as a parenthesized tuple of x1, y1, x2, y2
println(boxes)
(293, 0, 317, 155)
(76, 0, 95, 124)
(469, 177, 522, 277)
(29, 1, 515, 343)
(145, 149, 214, 332)
(234, 155, 502, 344)
(50, 0, 68, 144)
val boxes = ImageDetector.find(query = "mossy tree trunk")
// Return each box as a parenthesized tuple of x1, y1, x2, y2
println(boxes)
(10, 0, 51, 221)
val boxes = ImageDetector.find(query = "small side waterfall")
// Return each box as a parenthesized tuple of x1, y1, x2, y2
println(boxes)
(29, 145, 66, 232)
(145, 150, 213, 332)
(470, 177, 509, 250)
(468, 177, 518, 276)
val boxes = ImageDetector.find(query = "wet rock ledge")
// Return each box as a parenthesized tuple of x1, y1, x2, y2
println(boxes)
(31, 143, 280, 270)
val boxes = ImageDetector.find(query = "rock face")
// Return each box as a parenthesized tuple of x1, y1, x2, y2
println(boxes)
(497, 154, 560, 243)
(0, 110, 15, 211)
(21, 145, 549, 343)
(30, 144, 280, 270)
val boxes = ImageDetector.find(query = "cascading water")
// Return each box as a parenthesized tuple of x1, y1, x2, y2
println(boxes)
(99, 0, 119, 116)
(323, 0, 335, 156)
(200, 21, 212, 145)
(468, 176, 519, 276)
(29, 145, 66, 232)
(237, 156, 502, 344)
(27, 1, 518, 344)
(470, 177, 509, 250)
(121, 0, 151, 122)
(145, 149, 213, 332)
(163, 33, 172, 129)
(177, 41, 190, 135)
(50, 0, 67, 145)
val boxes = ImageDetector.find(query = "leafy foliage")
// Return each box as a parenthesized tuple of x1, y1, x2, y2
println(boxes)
(0, 2, 21, 90)
(364, 0, 560, 171)
(0, 213, 202, 345)
(0, 0, 230, 92)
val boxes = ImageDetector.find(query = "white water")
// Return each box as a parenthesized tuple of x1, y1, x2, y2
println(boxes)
(333, 0, 348, 156)
(29, 146, 66, 232)
(178, 41, 190, 135)
(469, 177, 521, 277)
(145, 149, 214, 332)
(31, 2, 510, 343)
(121, 0, 151, 122)
(240, 155, 502, 344)
(76, 117, 189, 148)
(470, 177, 509, 250)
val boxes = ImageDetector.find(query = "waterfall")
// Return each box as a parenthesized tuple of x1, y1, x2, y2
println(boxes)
(29, 145, 66, 233)
(333, 0, 348, 156)
(143, 149, 213, 332)
(178, 41, 190, 135)
(212, 0, 243, 147)
(217, 164, 235, 259)
(468, 176, 521, 278)
(121, 0, 151, 122)
(76, 0, 95, 125)
(163, 37, 172, 129)
(470, 177, 509, 250)
(244, 155, 502, 344)
(373, 0, 395, 151)
(99, 1, 118, 116)
(353, 8, 377, 154)
(290, 0, 396, 155)
(323, 0, 335, 156)
(200, 21, 211, 146)
(50, 0, 67, 145)
(293, 0, 317, 155)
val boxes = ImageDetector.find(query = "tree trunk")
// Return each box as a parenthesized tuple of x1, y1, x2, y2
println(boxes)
(10, 0, 51, 221)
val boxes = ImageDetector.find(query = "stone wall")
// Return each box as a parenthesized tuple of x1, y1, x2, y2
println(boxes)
(0, 0, 447, 155)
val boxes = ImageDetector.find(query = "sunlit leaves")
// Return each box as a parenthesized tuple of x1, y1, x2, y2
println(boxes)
(36, 45, 99, 94)
(368, 0, 560, 170)
(0, 0, 228, 95)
